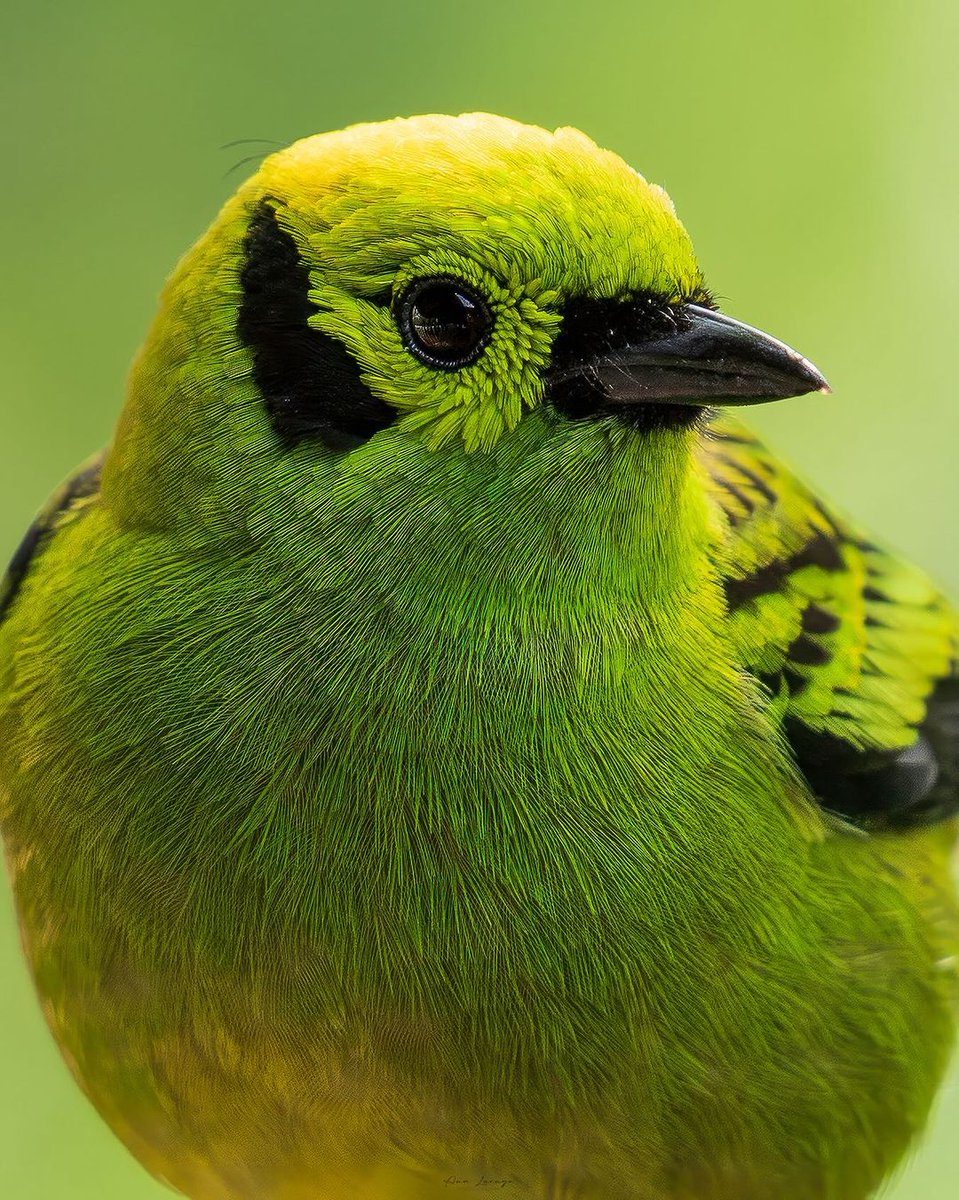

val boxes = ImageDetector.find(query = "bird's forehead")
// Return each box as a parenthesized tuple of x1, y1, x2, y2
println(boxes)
(250, 115, 703, 300)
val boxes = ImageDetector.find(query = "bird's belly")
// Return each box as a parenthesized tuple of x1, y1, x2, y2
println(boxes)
(7, 820, 959, 1200)
(27, 951, 645, 1200)
(14, 907, 955, 1200)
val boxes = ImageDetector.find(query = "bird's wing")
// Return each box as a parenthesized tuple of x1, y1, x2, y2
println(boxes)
(0, 454, 105, 628)
(700, 413, 959, 830)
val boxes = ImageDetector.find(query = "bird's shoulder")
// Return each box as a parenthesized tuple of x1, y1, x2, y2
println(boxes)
(699, 413, 958, 830)
(0, 453, 105, 628)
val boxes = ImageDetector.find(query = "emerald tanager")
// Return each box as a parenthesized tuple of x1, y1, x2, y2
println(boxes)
(1, 113, 957, 1200)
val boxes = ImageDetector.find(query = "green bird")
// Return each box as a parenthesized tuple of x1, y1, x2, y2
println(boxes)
(2, 113, 958, 1200)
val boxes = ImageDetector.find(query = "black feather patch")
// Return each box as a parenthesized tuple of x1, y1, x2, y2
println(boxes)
(909, 673, 959, 827)
(0, 457, 103, 627)
(550, 293, 683, 369)
(786, 633, 833, 668)
(237, 201, 395, 450)
(783, 672, 959, 829)
(802, 605, 841, 636)
(549, 293, 705, 433)
(723, 533, 845, 612)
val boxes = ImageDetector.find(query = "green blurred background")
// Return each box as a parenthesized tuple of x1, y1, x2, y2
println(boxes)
(1, 1, 957, 1195)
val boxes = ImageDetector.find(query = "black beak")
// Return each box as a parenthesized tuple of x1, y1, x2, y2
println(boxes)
(550, 302, 829, 409)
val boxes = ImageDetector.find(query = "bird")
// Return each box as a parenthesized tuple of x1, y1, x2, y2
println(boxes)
(1, 112, 957, 1200)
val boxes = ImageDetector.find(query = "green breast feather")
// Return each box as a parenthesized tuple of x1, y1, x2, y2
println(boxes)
(5, 419, 957, 837)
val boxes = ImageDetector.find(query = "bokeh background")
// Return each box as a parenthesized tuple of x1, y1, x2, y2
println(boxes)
(2, 1, 957, 1196)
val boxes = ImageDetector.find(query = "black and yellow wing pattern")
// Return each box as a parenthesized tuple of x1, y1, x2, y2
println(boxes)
(0, 454, 104, 628)
(701, 413, 959, 830)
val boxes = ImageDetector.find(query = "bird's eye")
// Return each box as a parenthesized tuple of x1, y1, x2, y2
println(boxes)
(397, 276, 494, 370)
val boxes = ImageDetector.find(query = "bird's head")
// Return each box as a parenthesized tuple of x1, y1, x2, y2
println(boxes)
(107, 114, 825, 584)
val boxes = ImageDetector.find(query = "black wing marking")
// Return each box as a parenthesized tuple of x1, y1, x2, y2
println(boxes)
(0, 454, 104, 627)
(701, 414, 958, 832)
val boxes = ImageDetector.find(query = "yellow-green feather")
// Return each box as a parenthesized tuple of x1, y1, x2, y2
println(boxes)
(702, 413, 957, 753)
(0, 115, 956, 1200)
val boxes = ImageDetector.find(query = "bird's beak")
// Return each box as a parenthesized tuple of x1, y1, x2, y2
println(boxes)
(552, 303, 829, 407)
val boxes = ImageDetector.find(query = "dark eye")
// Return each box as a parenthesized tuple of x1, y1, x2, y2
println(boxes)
(397, 276, 494, 370)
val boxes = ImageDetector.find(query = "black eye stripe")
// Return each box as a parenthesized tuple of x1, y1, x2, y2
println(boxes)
(397, 275, 494, 371)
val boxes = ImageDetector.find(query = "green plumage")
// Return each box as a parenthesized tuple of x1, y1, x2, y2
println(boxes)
(1, 114, 957, 1200)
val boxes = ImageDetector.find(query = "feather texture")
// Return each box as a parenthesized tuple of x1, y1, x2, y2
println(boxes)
(2, 115, 957, 1200)
(702, 413, 958, 828)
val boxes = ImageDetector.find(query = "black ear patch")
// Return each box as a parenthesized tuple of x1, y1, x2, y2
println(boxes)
(237, 201, 396, 450)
